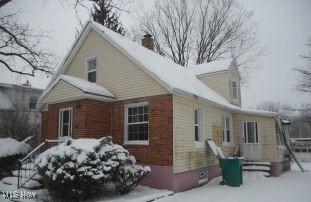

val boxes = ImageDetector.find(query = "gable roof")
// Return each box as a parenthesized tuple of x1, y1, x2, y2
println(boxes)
(42, 20, 276, 117)
(39, 75, 115, 105)
(188, 58, 233, 76)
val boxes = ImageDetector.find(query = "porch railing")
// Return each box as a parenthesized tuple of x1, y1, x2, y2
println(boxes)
(17, 139, 65, 188)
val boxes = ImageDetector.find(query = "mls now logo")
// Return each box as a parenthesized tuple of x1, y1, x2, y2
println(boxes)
(2, 190, 37, 200)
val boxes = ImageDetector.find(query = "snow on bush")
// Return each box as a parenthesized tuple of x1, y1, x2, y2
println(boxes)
(34, 137, 150, 200)
(0, 137, 31, 158)
(0, 137, 31, 178)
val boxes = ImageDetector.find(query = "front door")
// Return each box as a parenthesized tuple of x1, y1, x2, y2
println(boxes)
(243, 121, 260, 160)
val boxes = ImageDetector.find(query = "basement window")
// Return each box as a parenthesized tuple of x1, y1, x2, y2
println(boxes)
(87, 57, 97, 83)
(125, 102, 149, 145)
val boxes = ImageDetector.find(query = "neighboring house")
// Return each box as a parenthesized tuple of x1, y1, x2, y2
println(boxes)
(37, 20, 290, 192)
(0, 82, 43, 139)
(291, 138, 311, 153)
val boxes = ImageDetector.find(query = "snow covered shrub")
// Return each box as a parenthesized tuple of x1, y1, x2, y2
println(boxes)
(0, 137, 31, 178)
(35, 137, 150, 200)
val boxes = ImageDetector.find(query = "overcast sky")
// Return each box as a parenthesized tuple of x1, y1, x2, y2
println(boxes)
(0, 0, 310, 108)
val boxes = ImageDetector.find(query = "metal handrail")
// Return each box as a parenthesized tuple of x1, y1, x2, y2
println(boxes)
(17, 139, 65, 188)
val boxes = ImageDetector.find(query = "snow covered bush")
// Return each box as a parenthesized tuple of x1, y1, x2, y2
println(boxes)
(0, 137, 31, 178)
(35, 137, 150, 200)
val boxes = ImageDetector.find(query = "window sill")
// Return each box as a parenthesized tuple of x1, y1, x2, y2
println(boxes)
(124, 141, 149, 145)
(222, 142, 235, 147)
(195, 141, 206, 149)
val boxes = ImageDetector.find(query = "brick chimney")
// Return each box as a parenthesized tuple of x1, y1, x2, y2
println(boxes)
(142, 34, 154, 51)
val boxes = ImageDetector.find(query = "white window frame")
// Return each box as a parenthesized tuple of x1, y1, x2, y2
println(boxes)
(85, 56, 97, 83)
(232, 81, 238, 101)
(194, 106, 205, 148)
(124, 102, 149, 145)
(28, 95, 38, 110)
(58, 107, 73, 139)
(243, 121, 259, 144)
(222, 116, 234, 146)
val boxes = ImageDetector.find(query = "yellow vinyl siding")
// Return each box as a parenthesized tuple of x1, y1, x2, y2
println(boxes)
(41, 81, 84, 104)
(198, 73, 230, 101)
(64, 30, 168, 100)
(233, 113, 277, 161)
(173, 95, 236, 173)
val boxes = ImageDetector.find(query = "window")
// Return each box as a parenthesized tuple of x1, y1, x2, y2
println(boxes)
(28, 96, 38, 109)
(232, 81, 238, 100)
(222, 116, 233, 144)
(125, 102, 149, 144)
(59, 108, 73, 138)
(87, 57, 97, 82)
(244, 122, 259, 143)
(194, 106, 204, 143)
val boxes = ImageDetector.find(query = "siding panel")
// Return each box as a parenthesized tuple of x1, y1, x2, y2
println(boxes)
(64, 30, 168, 100)
(173, 95, 236, 173)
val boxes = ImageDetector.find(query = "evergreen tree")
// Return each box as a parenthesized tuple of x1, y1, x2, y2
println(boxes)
(91, 0, 125, 35)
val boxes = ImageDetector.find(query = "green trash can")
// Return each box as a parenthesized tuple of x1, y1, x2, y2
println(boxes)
(219, 157, 243, 187)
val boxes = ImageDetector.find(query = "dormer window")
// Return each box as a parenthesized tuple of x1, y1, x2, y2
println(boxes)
(232, 81, 238, 100)
(87, 57, 97, 83)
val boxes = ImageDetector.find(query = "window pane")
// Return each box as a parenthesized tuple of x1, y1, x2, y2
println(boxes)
(88, 71, 96, 82)
(255, 122, 258, 143)
(63, 110, 69, 124)
(226, 117, 230, 130)
(226, 130, 231, 142)
(194, 109, 198, 124)
(195, 126, 198, 141)
(144, 106, 148, 113)
(29, 96, 38, 109)
(247, 122, 255, 143)
(87, 59, 96, 71)
(138, 106, 143, 114)
(232, 82, 237, 99)
(62, 125, 68, 137)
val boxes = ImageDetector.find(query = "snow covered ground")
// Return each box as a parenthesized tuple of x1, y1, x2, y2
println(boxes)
(157, 162, 311, 202)
(295, 152, 311, 162)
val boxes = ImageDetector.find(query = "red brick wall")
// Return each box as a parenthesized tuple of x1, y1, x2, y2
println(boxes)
(111, 95, 173, 166)
(41, 94, 173, 166)
(41, 99, 111, 140)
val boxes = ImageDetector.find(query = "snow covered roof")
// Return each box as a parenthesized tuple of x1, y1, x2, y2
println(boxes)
(188, 58, 234, 76)
(0, 91, 15, 110)
(40, 75, 115, 103)
(45, 20, 276, 117)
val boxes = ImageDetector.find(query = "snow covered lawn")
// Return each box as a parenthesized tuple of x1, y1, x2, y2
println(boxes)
(157, 162, 311, 202)
(86, 186, 173, 202)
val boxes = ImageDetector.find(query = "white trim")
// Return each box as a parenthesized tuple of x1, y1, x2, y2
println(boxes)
(222, 115, 234, 147)
(124, 101, 149, 145)
(85, 56, 97, 82)
(242, 121, 261, 160)
(58, 107, 73, 139)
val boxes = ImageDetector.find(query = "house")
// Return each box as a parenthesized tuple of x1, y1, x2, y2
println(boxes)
(0, 82, 42, 139)
(37, 20, 290, 192)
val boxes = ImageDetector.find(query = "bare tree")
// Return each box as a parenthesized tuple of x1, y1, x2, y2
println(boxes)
(139, 0, 195, 66)
(136, 0, 265, 76)
(294, 38, 311, 94)
(0, 7, 55, 76)
(257, 101, 293, 120)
